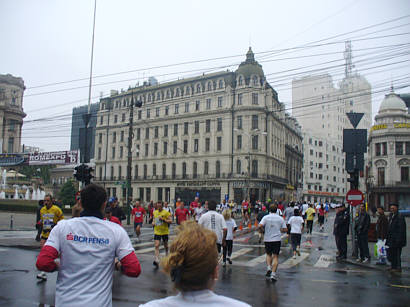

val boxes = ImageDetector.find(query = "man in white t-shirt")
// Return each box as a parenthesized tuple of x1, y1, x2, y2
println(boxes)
(288, 208, 305, 259)
(258, 204, 287, 281)
(36, 184, 141, 307)
(301, 202, 309, 220)
(194, 203, 205, 222)
(198, 200, 227, 253)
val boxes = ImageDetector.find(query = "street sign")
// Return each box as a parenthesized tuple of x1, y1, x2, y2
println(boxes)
(346, 189, 364, 207)
(346, 112, 364, 129)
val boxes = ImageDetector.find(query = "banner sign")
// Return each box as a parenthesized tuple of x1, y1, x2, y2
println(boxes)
(0, 154, 25, 166)
(29, 150, 79, 165)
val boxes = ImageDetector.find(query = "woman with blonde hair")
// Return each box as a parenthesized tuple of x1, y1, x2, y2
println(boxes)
(140, 221, 250, 307)
(222, 210, 237, 266)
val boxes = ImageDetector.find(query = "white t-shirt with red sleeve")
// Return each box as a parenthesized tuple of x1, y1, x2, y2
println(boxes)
(44, 216, 135, 307)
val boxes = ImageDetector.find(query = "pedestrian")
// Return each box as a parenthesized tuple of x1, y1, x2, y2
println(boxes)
(386, 203, 407, 273)
(288, 208, 304, 259)
(189, 197, 200, 216)
(301, 201, 309, 220)
(104, 207, 122, 225)
(318, 204, 325, 232)
(152, 201, 172, 268)
(305, 204, 315, 234)
(193, 202, 205, 223)
(257, 205, 269, 243)
(333, 204, 350, 260)
(108, 197, 126, 222)
(355, 204, 371, 263)
(222, 210, 237, 266)
(242, 199, 250, 224)
(175, 202, 190, 225)
(198, 200, 227, 254)
(375, 206, 388, 265)
(140, 221, 250, 307)
(36, 194, 64, 281)
(36, 184, 141, 306)
(131, 200, 145, 242)
(35, 200, 43, 242)
(258, 204, 288, 281)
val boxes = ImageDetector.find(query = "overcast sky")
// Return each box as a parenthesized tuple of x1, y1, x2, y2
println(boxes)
(1, 0, 409, 152)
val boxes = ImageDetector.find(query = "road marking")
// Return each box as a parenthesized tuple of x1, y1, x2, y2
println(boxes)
(311, 231, 329, 237)
(0, 248, 9, 252)
(311, 279, 339, 283)
(390, 284, 410, 289)
(314, 254, 334, 268)
(281, 252, 309, 269)
(244, 255, 267, 267)
(230, 248, 253, 260)
(131, 241, 152, 247)
(135, 246, 163, 254)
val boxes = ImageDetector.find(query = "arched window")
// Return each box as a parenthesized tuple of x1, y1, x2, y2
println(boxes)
(148, 93, 152, 102)
(207, 82, 212, 91)
(157, 92, 161, 100)
(166, 90, 170, 99)
(204, 161, 209, 175)
(238, 76, 243, 86)
(118, 166, 122, 179)
(216, 161, 221, 178)
(162, 163, 166, 179)
(186, 86, 190, 95)
(182, 162, 187, 178)
(196, 84, 201, 93)
(252, 160, 258, 177)
(252, 76, 258, 86)
(172, 163, 176, 179)
(236, 160, 241, 174)
(175, 88, 180, 97)
(153, 164, 157, 177)
(143, 164, 147, 179)
(218, 80, 223, 89)
(110, 166, 114, 180)
(193, 162, 198, 178)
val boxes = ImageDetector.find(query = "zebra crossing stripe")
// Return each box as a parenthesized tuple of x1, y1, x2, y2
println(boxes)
(314, 254, 334, 268)
(280, 252, 309, 269)
(135, 246, 164, 254)
(229, 248, 253, 260)
(244, 255, 267, 267)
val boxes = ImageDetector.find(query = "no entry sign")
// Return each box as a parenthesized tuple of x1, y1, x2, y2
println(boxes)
(346, 189, 364, 207)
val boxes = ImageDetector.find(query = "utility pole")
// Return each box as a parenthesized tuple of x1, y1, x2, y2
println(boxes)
(126, 95, 134, 225)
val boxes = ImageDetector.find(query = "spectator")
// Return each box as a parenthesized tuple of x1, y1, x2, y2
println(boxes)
(386, 203, 407, 273)
(376, 206, 388, 265)
(355, 204, 370, 263)
(109, 197, 126, 221)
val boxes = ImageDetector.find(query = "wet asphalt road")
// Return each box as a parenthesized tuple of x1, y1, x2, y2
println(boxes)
(0, 214, 409, 307)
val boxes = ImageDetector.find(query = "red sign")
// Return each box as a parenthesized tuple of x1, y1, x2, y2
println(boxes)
(75, 191, 81, 202)
(346, 189, 364, 207)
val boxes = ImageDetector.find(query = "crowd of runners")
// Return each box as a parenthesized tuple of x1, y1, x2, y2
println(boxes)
(35, 185, 338, 305)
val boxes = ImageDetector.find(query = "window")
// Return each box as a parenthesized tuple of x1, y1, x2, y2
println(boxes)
(120, 131, 124, 142)
(382, 142, 387, 155)
(207, 82, 212, 91)
(175, 104, 179, 114)
(319, 141, 323, 147)
(237, 135, 242, 149)
(164, 125, 168, 137)
(238, 76, 243, 86)
(310, 149, 314, 155)
(134, 165, 138, 179)
(183, 140, 188, 153)
(145, 143, 149, 156)
(193, 162, 198, 178)
(318, 174, 323, 180)
(194, 121, 199, 134)
(206, 119, 211, 132)
(252, 76, 258, 86)
(406, 142, 410, 155)
(401, 167, 409, 182)
(196, 84, 201, 93)
(162, 164, 166, 179)
(163, 141, 168, 155)
(100, 116, 103, 125)
(173, 141, 177, 154)
(118, 166, 122, 179)
(144, 164, 147, 179)
(165, 106, 169, 116)
(154, 143, 158, 156)
(136, 128, 140, 140)
(172, 163, 176, 179)
(112, 147, 116, 159)
(238, 93, 243, 105)
(97, 148, 101, 160)
(185, 102, 189, 113)
(237, 116, 242, 129)
(236, 160, 241, 174)
(98, 133, 102, 144)
(375, 143, 381, 156)
(216, 161, 221, 178)
(110, 166, 114, 180)
(217, 96, 223, 108)
(153, 164, 157, 177)
(120, 146, 123, 158)
(252, 93, 258, 105)
(319, 152, 323, 158)
(396, 142, 403, 155)
(195, 100, 200, 111)
(309, 138, 312, 145)
(154, 126, 159, 138)
(252, 115, 258, 129)
(218, 80, 223, 89)
(174, 124, 178, 136)
(378, 167, 385, 186)
(184, 122, 189, 135)
(206, 98, 211, 110)
(145, 128, 149, 139)
(182, 162, 187, 178)
(204, 161, 209, 175)
(318, 163, 323, 169)
(122, 113, 126, 122)
(114, 115, 118, 123)
(194, 139, 199, 152)
(217, 137, 222, 151)
(138, 110, 142, 120)
(156, 107, 160, 117)
(251, 160, 258, 177)
(113, 132, 117, 143)
(205, 138, 210, 152)
(136, 145, 140, 157)
(217, 118, 222, 131)
(252, 135, 258, 150)
(146, 109, 151, 119)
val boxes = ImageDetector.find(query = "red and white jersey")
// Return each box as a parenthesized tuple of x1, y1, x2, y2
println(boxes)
(44, 216, 135, 307)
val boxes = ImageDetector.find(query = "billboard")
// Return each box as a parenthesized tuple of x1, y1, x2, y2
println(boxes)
(29, 150, 79, 165)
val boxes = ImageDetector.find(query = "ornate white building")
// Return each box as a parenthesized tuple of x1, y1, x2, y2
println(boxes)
(94, 48, 303, 205)
(368, 92, 410, 210)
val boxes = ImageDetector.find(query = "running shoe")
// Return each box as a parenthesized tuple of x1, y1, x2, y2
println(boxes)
(153, 261, 159, 268)
(270, 272, 278, 281)
(227, 258, 232, 265)
(265, 269, 272, 278)
(296, 249, 301, 256)
(362, 257, 370, 263)
(36, 272, 47, 281)
(222, 261, 226, 267)
(293, 255, 296, 259)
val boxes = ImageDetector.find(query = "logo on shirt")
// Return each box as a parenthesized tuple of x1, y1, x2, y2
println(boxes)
(66, 233, 110, 245)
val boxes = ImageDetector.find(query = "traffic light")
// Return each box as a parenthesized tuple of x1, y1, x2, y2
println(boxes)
(73, 164, 93, 185)
(74, 164, 85, 182)
(83, 165, 94, 185)
(347, 170, 359, 190)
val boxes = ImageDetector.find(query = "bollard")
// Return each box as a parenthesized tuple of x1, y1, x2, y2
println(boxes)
(10, 214, 13, 230)
(239, 222, 243, 231)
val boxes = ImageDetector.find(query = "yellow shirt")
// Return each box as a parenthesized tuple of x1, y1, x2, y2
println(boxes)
(306, 207, 316, 221)
(153, 209, 171, 235)
(40, 205, 64, 239)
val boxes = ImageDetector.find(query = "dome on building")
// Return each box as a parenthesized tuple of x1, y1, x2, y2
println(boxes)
(236, 47, 264, 79)
(379, 93, 407, 113)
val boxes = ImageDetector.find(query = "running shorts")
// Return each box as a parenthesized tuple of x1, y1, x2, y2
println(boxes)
(265, 241, 281, 255)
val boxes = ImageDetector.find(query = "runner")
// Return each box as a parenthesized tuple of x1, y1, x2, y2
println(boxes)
(242, 199, 250, 224)
(108, 197, 126, 222)
(104, 207, 122, 225)
(152, 201, 172, 268)
(189, 197, 200, 216)
(175, 202, 189, 225)
(301, 201, 309, 220)
(36, 184, 141, 306)
(163, 201, 174, 222)
(198, 200, 227, 254)
(193, 202, 205, 223)
(36, 194, 64, 281)
(222, 210, 237, 266)
(305, 203, 316, 234)
(258, 204, 287, 281)
(318, 204, 326, 232)
(257, 205, 269, 243)
(288, 208, 304, 259)
(131, 200, 145, 242)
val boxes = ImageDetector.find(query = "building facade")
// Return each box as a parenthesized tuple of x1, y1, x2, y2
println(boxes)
(93, 48, 303, 205)
(0, 74, 26, 153)
(367, 92, 410, 210)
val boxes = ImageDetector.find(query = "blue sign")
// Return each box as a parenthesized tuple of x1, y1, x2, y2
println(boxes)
(0, 154, 25, 166)
(196, 192, 200, 198)
(225, 194, 229, 201)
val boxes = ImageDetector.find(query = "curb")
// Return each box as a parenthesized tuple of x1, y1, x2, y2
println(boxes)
(341, 259, 387, 272)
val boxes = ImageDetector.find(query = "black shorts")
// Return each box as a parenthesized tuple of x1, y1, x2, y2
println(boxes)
(290, 233, 302, 246)
(154, 234, 168, 242)
(134, 222, 143, 228)
(318, 216, 325, 224)
(216, 243, 222, 253)
(265, 241, 281, 255)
